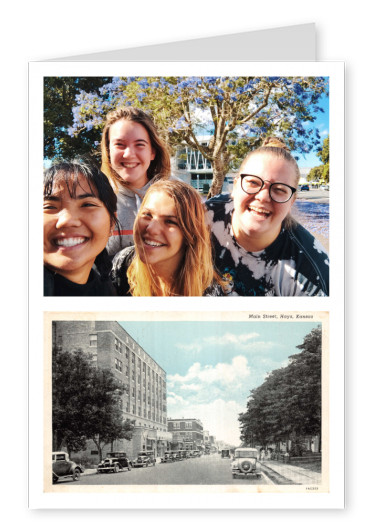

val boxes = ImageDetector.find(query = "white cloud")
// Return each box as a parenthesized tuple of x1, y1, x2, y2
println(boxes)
(204, 331, 260, 346)
(168, 356, 251, 387)
(175, 331, 270, 356)
(181, 383, 202, 391)
(175, 343, 202, 355)
(167, 392, 189, 407)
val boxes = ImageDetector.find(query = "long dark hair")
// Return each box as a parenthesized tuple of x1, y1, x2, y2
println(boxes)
(44, 157, 119, 277)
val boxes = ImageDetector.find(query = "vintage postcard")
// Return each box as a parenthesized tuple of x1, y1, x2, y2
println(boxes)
(38, 310, 338, 509)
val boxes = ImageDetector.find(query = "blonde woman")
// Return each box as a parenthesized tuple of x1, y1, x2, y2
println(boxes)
(206, 137, 329, 296)
(111, 180, 225, 296)
(101, 106, 171, 257)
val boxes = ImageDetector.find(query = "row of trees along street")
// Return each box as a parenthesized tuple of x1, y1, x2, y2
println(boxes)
(307, 136, 329, 183)
(238, 327, 322, 455)
(52, 348, 134, 461)
(44, 76, 328, 197)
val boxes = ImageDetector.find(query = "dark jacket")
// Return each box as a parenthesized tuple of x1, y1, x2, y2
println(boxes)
(44, 250, 116, 296)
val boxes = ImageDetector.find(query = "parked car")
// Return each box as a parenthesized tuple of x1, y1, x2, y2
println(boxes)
(97, 452, 132, 473)
(133, 451, 156, 468)
(52, 451, 84, 483)
(161, 451, 175, 463)
(300, 184, 310, 191)
(221, 449, 231, 459)
(320, 184, 329, 191)
(231, 447, 261, 479)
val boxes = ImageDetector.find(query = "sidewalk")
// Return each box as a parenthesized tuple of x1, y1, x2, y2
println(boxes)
(260, 459, 321, 485)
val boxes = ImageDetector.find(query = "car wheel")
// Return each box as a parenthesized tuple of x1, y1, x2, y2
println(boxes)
(72, 468, 81, 481)
(53, 475, 58, 484)
(239, 460, 252, 473)
(114, 464, 120, 473)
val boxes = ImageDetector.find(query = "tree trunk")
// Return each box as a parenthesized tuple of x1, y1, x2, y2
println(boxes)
(92, 437, 103, 462)
(207, 151, 230, 199)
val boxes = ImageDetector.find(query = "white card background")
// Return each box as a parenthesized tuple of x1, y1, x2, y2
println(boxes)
(29, 59, 344, 510)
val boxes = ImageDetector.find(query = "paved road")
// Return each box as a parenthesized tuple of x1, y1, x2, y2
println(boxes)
(62, 454, 274, 486)
(297, 189, 329, 203)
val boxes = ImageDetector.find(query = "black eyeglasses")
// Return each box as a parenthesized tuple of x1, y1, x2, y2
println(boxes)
(240, 174, 296, 203)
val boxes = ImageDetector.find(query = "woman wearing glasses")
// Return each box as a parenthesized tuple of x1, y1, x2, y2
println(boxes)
(206, 137, 329, 296)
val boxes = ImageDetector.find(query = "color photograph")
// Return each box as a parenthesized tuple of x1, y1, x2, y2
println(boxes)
(42, 73, 330, 297)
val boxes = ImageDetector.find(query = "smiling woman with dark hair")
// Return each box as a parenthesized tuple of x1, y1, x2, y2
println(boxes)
(43, 158, 118, 296)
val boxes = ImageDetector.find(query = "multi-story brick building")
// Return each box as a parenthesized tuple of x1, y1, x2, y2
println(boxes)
(167, 418, 204, 452)
(53, 320, 171, 462)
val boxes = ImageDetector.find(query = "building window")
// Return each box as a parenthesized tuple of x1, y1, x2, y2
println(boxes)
(115, 358, 123, 372)
(89, 334, 97, 347)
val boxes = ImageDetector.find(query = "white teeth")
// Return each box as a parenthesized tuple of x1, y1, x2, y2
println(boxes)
(56, 237, 86, 247)
(144, 239, 164, 247)
(122, 163, 138, 168)
(250, 206, 270, 215)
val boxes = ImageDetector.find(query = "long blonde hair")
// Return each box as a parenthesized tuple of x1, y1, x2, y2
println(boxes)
(100, 107, 171, 192)
(127, 180, 221, 296)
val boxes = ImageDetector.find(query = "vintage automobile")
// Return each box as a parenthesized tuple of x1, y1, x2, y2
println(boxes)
(221, 449, 231, 459)
(191, 450, 201, 458)
(133, 451, 156, 468)
(231, 447, 261, 479)
(160, 451, 175, 463)
(52, 451, 84, 483)
(97, 452, 132, 474)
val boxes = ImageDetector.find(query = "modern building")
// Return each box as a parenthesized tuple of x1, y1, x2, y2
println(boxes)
(171, 136, 235, 194)
(52, 321, 171, 462)
(167, 418, 204, 452)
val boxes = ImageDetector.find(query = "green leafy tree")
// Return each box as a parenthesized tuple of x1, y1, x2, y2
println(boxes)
(239, 326, 322, 450)
(307, 136, 329, 183)
(52, 347, 133, 460)
(46, 76, 328, 197)
(44, 77, 111, 161)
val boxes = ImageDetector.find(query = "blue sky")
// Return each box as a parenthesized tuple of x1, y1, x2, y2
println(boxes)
(294, 92, 329, 169)
(119, 320, 320, 446)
